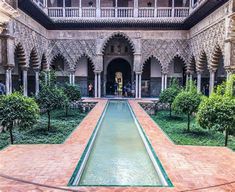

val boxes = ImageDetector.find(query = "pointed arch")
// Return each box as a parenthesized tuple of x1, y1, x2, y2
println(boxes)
(142, 55, 162, 72)
(197, 50, 208, 72)
(101, 32, 135, 54)
(187, 55, 196, 74)
(41, 53, 49, 71)
(210, 44, 223, 71)
(30, 47, 40, 70)
(15, 43, 27, 68)
(50, 53, 69, 71)
(75, 53, 95, 71)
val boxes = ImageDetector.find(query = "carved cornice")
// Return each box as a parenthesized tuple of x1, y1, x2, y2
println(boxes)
(0, 0, 19, 33)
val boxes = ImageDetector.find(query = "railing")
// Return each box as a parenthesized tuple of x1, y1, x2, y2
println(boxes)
(48, 7, 63, 17)
(65, 7, 79, 17)
(138, 8, 154, 18)
(156, 8, 172, 17)
(82, 7, 96, 17)
(101, 7, 115, 17)
(174, 8, 189, 17)
(117, 7, 134, 17)
(48, 7, 189, 18)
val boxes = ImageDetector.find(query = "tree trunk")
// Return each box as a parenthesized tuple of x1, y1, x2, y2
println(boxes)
(225, 129, 229, 146)
(169, 104, 172, 117)
(47, 110, 51, 131)
(65, 105, 68, 117)
(187, 113, 190, 132)
(9, 125, 14, 144)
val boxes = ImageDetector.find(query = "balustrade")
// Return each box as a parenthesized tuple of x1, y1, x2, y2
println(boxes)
(138, 8, 154, 18)
(47, 7, 189, 19)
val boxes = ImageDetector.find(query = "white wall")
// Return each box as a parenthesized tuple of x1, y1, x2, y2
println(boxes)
(75, 56, 88, 76)
(150, 58, 161, 77)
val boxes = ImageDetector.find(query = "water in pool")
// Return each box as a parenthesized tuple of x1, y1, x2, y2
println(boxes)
(78, 100, 163, 186)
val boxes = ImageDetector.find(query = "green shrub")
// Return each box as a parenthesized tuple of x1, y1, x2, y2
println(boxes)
(0, 92, 39, 144)
(159, 78, 181, 117)
(197, 74, 235, 146)
(36, 85, 68, 131)
(62, 83, 81, 116)
(173, 80, 202, 131)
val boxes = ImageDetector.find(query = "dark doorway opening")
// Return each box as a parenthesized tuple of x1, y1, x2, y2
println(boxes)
(106, 58, 131, 95)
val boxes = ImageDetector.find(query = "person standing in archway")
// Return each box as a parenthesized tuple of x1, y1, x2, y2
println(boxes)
(88, 83, 93, 97)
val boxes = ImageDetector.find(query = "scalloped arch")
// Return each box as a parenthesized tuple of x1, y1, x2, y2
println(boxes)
(50, 53, 69, 71)
(197, 50, 208, 72)
(141, 55, 162, 72)
(30, 47, 40, 69)
(15, 42, 27, 68)
(75, 53, 95, 70)
(210, 44, 223, 70)
(101, 32, 136, 54)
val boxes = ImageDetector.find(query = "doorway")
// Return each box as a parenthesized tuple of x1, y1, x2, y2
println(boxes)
(106, 58, 132, 95)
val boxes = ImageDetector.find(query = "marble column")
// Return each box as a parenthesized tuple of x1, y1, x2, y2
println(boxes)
(35, 70, 40, 96)
(23, 69, 28, 96)
(197, 72, 201, 93)
(69, 73, 72, 84)
(209, 70, 215, 95)
(135, 73, 138, 99)
(5, 69, 10, 95)
(161, 73, 165, 92)
(94, 73, 98, 98)
(138, 73, 142, 99)
(98, 72, 101, 98)
(164, 74, 168, 89)
(72, 72, 75, 85)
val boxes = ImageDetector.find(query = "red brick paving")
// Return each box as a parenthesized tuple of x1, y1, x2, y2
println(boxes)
(0, 99, 235, 192)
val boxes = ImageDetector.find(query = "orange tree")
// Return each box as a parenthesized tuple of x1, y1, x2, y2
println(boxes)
(0, 92, 39, 144)
(197, 75, 235, 146)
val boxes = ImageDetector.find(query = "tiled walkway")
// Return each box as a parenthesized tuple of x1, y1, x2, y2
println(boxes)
(0, 100, 235, 192)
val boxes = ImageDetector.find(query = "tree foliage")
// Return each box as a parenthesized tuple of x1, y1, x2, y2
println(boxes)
(0, 92, 39, 144)
(197, 74, 235, 146)
(159, 78, 181, 117)
(36, 71, 68, 131)
(172, 80, 202, 131)
(62, 83, 81, 116)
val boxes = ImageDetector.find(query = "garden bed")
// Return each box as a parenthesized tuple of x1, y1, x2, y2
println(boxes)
(0, 109, 86, 150)
(151, 110, 235, 151)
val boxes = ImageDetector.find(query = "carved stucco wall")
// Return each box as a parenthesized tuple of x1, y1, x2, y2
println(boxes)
(141, 39, 190, 73)
(13, 11, 48, 66)
(189, 1, 229, 71)
(9, 1, 232, 75)
(47, 39, 96, 70)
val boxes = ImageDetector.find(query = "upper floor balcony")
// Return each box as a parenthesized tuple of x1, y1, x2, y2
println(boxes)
(31, 0, 203, 19)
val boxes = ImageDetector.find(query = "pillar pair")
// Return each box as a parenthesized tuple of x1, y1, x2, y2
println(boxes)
(94, 72, 101, 98)
(196, 70, 216, 95)
(5, 67, 40, 97)
(161, 73, 168, 92)
(135, 73, 142, 99)
(69, 72, 75, 85)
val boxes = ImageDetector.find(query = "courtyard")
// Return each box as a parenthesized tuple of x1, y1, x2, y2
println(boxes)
(0, 100, 235, 191)
(1, 0, 235, 191)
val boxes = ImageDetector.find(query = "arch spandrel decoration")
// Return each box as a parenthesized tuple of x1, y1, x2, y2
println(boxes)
(47, 39, 96, 71)
(13, 20, 48, 64)
(141, 56, 162, 73)
(190, 20, 225, 69)
(75, 53, 95, 71)
(50, 53, 70, 72)
(100, 32, 136, 55)
(141, 39, 190, 74)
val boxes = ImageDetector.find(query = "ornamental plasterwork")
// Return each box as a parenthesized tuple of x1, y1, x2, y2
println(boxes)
(141, 39, 190, 73)
(13, 20, 48, 64)
(190, 19, 225, 67)
(47, 39, 96, 70)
